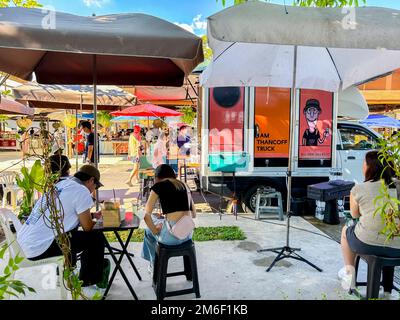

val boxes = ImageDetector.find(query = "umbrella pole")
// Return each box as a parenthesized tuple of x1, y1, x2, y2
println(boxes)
(75, 107, 78, 171)
(93, 55, 99, 210)
(258, 45, 322, 272)
(64, 110, 68, 154)
(93, 56, 98, 169)
(147, 116, 150, 156)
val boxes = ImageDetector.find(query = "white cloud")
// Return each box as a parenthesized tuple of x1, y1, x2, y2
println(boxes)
(192, 14, 207, 31)
(174, 23, 195, 34)
(174, 15, 207, 35)
(83, 0, 111, 8)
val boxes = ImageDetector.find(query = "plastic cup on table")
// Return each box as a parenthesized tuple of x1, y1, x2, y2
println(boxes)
(120, 208, 126, 222)
(110, 198, 120, 208)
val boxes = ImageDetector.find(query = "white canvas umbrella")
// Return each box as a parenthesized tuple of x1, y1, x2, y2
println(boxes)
(338, 86, 369, 120)
(200, 2, 400, 271)
(201, 2, 400, 91)
(201, 2, 400, 203)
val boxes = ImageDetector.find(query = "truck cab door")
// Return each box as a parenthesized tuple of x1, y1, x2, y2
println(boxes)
(337, 124, 379, 184)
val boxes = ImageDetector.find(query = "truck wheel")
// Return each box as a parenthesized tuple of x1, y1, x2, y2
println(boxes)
(241, 185, 272, 213)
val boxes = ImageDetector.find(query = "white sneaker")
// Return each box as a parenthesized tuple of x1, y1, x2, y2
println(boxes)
(337, 267, 349, 280)
(338, 267, 354, 290)
(382, 292, 394, 300)
(81, 285, 105, 300)
(147, 263, 153, 274)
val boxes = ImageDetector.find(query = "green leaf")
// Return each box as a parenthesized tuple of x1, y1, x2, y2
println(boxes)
(21, 167, 30, 180)
(92, 291, 103, 300)
(14, 255, 24, 264)
(4, 290, 18, 298)
(27, 286, 36, 293)
(4, 266, 10, 275)
(0, 245, 8, 259)
(9, 284, 25, 295)
(0, 273, 11, 281)
(30, 160, 45, 192)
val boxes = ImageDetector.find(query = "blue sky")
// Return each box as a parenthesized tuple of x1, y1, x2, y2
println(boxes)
(38, 0, 400, 36)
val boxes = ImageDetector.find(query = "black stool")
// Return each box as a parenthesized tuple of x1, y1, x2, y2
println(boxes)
(350, 254, 400, 299)
(152, 240, 201, 300)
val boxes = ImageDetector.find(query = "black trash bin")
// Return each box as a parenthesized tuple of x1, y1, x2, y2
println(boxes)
(291, 197, 306, 216)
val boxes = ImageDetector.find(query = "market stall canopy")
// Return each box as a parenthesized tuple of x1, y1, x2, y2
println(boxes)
(0, 96, 34, 116)
(361, 114, 400, 128)
(46, 111, 96, 121)
(46, 111, 67, 122)
(201, 2, 400, 91)
(338, 87, 368, 120)
(111, 104, 183, 117)
(78, 113, 95, 120)
(13, 83, 136, 111)
(134, 86, 197, 104)
(122, 74, 200, 107)
(0, 8, 204, 86)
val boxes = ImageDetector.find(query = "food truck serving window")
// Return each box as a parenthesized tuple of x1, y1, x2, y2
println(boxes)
(254, 87, 290, 167)
(208, 87, 245, 152)
(298, 89, 333, 168)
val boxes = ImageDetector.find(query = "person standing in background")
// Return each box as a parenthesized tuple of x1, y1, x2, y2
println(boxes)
(80, 121, 99, 165)
(152, 132, 167, 169)
(177, 125, 191, 156)
(126, 125, 142, 187)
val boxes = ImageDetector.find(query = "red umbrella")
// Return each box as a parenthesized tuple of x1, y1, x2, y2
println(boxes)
(111, 103, 183, 117)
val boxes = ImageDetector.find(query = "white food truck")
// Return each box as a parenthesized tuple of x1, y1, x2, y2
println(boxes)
(200, 86, 380, 213)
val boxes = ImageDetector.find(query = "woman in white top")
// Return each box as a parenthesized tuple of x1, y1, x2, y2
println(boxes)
(125, 125, 142, 186)
(152, 132, 167, 169)
(339, 150, 400, 294)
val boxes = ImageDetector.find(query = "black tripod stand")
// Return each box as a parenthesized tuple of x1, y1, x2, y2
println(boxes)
(257, 209, 322, 272)
(257, 46, 321, 273)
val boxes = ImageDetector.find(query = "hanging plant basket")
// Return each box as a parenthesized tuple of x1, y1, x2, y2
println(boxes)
(52, 122, 61, 130)
(16, 117, 32, 130)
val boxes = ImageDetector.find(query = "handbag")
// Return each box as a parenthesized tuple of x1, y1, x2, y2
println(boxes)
(165, 183, 195, 240)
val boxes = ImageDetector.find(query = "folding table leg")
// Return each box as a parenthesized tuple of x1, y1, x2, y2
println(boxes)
(102, 234, 138, 300)
(115, 231, 142, 281)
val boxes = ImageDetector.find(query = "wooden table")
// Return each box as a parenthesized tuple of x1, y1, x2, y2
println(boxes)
(112, 140, 129, 155)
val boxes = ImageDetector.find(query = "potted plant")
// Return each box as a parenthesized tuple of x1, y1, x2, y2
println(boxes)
(178, 106, 196, 126)
(0, 244, 35, 299)
(15, 160, 45, 222)
(374, 131, 400, 241)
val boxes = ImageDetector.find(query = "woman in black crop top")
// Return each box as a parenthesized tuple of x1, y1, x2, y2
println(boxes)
(141, 164, 196, 270)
